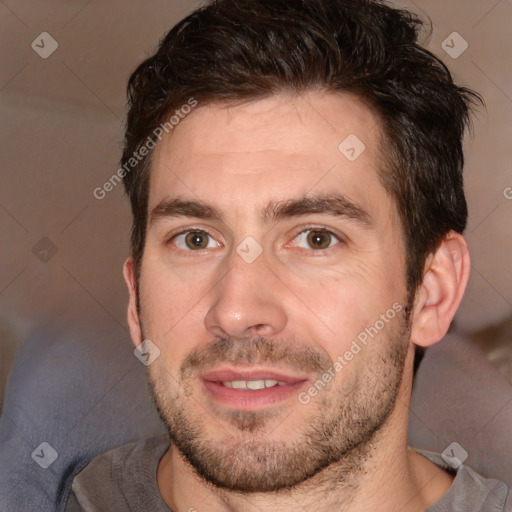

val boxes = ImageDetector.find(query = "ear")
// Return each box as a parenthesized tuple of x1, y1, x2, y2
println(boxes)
(123, 257, 143, 347)
(410, 231, 470, 348)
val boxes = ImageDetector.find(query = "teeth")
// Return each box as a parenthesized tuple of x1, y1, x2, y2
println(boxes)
(222, 379, 280, 390)
(247, 380, 265, 390)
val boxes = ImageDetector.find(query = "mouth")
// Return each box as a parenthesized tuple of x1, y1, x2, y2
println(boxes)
(200, 368, 309, 411)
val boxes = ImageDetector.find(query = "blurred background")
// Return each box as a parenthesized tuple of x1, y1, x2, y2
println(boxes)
(1, 0, 511, 411)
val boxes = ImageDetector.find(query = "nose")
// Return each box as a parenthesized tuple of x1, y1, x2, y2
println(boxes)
(204, 247, 288, 340)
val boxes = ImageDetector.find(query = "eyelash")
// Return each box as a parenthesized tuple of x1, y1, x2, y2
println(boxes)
(288, 226, 343, 251)
(166, 227, 220, 252)
(166, 226, 345, 253)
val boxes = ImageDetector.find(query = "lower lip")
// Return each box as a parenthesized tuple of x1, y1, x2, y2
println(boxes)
(201, 380, 308, 410)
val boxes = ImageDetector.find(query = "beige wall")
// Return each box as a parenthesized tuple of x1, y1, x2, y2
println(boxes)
(1, 0, 511, 404)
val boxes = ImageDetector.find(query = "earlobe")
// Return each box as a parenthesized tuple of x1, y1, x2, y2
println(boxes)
(410, 231, 470, 348)
(123, 257, 143, 347)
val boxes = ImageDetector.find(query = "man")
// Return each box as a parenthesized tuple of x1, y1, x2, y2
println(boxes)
(66, 0, 510, 510)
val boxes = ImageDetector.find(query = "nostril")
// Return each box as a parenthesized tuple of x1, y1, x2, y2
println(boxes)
(251, 323, 272, 334)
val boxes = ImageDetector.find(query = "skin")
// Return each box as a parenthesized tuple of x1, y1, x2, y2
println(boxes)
(124, 92, 470, 511)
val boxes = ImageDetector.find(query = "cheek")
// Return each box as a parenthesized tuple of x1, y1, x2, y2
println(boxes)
(138, 260, 213, 359)
(284, 261, 404, 354)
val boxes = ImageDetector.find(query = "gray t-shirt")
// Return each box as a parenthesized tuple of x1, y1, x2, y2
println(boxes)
(66, 435, 511, 511)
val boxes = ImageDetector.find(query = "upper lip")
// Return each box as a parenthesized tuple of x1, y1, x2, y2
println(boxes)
(200, 367, 310, 384)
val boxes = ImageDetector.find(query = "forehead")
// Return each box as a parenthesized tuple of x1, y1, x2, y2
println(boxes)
(148, 92, 392, 223)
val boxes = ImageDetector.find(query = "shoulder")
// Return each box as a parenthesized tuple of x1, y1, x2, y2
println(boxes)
(65, 435, 170, 512)
(417, 449, 511, 512)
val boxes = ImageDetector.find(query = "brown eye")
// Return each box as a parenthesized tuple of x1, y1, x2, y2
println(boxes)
(172, 230, 220, 252)
(184, 231, 209, 249)
(306, 230, 332, 249)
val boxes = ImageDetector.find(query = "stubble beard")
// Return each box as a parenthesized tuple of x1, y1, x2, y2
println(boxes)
(146, 309, 411, 494)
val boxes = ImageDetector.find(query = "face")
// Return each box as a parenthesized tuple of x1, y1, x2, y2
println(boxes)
(128, 92, 413, 492)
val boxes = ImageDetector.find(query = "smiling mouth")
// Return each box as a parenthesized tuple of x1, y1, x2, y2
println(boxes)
(200, 368, 307, 386)
(199, 368, 309, 410)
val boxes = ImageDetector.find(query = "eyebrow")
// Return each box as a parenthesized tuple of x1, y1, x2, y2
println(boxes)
(150, 198, 223, 225)
(149, 194, 373, 229)
(262, 194, 372, 228)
